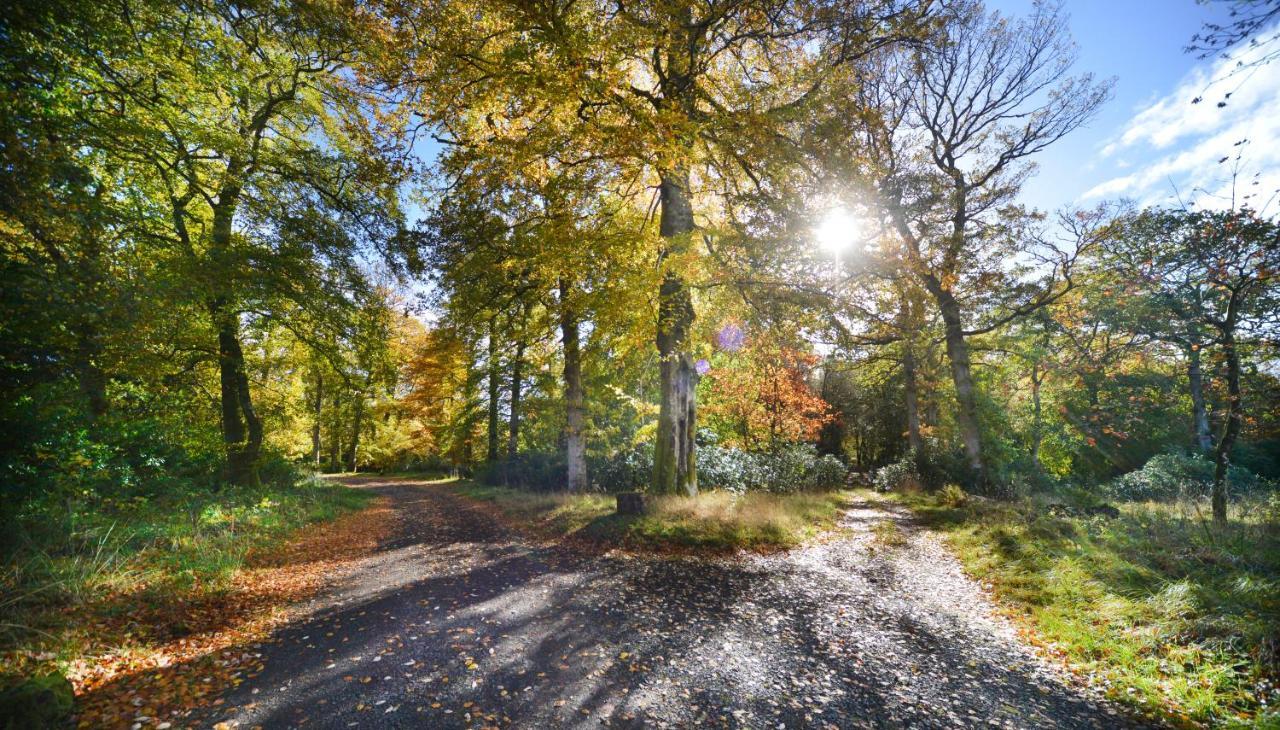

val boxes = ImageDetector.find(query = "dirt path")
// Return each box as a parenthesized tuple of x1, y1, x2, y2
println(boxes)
(200, 477, 1153, 729)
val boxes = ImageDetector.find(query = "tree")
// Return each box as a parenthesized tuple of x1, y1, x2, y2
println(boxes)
(702, 335, 833, 448)
(67, 0, 411, 485)
(837, 0, 1112, 488)
(1116, 208, 1279, 522)
(391, 0, 930, 495)
(1103, 209, 1226, 453)
(1188, 0, 1280, 105)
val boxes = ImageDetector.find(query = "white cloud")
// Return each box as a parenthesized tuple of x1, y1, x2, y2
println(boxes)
(1084, 25, 1280, 211)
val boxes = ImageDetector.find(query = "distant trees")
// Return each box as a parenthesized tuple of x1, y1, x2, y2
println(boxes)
(1103, 207, 1280, 521)
(702, 336, 834, 449)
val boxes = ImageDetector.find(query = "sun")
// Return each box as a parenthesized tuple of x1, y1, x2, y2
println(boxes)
(814, 206, 861, 256)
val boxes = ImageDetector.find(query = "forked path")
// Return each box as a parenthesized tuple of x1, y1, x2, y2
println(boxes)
(202, 477, 1153, 729)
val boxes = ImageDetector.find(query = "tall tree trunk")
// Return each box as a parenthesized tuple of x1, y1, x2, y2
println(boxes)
(559, 278, 589, 492)
(207, 183, 260, 486)
(310, 370, 324, 467)
(1030, 361, 1044, 473)
(1212, 327, 1242, 524)
(328, 391, 342, 472)
(903, 343, 923, 452)
(923, 346, 941, 430)
(653, 170, 699, 496)
(932, 288, 986, 487)
(73, 232, 108, 418)
(345, 390, 365, 472)
(816, 365, 844, 457)
(211, 302, 261, 486)
(507, 338, 525, 458)
(73, 324, 108, 419)
(487, 317, 501, 462)
(1187, 343, 1213, 453)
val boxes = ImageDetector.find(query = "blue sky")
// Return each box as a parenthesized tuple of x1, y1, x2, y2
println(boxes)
(990, 0, 1279, 213)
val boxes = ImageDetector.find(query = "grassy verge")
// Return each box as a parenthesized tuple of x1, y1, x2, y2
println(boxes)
(890, 490, 1279, 728)
(454, 482, 856, 552)
(0, 474, 372, 692)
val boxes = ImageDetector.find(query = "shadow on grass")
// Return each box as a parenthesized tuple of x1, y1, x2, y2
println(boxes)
(896, 491, 1279, 724)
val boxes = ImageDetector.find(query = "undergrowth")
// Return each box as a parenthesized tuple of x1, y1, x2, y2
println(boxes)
(0, 473, 370, 683)
(892, 491, 1280, 728)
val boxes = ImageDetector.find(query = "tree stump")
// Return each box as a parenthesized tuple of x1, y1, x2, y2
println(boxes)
(616, 491, 648, 516)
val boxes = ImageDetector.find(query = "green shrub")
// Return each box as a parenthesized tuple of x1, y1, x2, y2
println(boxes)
(491, 442, 846, 495)
(874, 451, 921, 492)
(939, 483, 967, 507)
(0, 671, 74, 729)
(476, 452, 566, 491)
(589, 443, 654, 492)
(1106, 452, 1271, 502)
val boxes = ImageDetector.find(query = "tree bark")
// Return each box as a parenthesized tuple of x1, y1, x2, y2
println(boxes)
(72, 231, 108, 419)
(1187, 343, 1213, 453)
(653, 170, 699, 496)
(211, 302, 261, 486)
(328, 391, 342, 472)
(207, 181, 260, 486)
(932, 287, 986, 487)
(310, 370, 324, 467)
(903, 343, 923, 452)
(1212, 328, 1241, 524)
(344, 388, 365, 472)
(487, 316, 501, 462)
(508, 338, 525, 458)
(73, 325, 108, 419)
(559, 278, 588, 492)
(1030, 360, 1044, 473)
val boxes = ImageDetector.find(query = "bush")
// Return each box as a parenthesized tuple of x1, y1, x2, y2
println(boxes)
(939, 483, 967, 507)
(0, 671, 74, 729)
(497, 442, 847, 495)
(696, 445, 767, 493)
(476, 452, 566, 492)
(872, 446, 978, 493)
(1105, 452, 1271, 502)
(808, 454, 848, 491)
(874, 451, 922, 493)
(698, 443, 845, 494)
(588, 443, 653, 492)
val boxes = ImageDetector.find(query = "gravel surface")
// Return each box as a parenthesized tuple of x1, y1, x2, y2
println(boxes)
(200, 477, 1157, 729)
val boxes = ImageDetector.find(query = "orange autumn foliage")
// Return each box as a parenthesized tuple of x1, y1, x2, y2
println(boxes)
(702, 340, 834, 448)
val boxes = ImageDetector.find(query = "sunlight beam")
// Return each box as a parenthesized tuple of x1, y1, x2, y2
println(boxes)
(814, 206, 861, 256)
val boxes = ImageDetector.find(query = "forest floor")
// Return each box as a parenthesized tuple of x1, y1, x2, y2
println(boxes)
(191, 475, 1150, 729)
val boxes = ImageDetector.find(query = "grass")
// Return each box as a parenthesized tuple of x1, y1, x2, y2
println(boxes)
(454, 482, 856, 552)
(0, 474, 372, 687)
(890, 490, 1280, 728)
(871, 519, 909, 547)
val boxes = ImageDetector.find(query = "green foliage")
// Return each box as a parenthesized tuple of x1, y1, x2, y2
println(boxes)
(0, 671, 74, 730)
(475, 452, 567, 492)
(484, 441, 846, 495)
(873, 453, 921, 493)
(1107, 453, 1273, 503)
(588, 443, 655, 492)
(939, 484, 967, 508)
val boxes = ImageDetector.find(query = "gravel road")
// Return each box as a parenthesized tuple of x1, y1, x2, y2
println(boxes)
(201, 477, 1155, 729)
